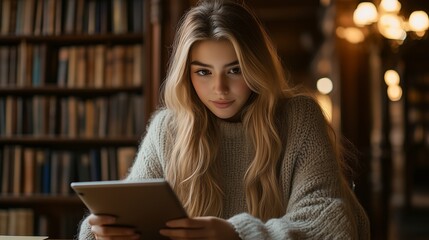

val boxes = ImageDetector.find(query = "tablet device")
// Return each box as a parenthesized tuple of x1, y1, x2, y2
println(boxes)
(70, 179, 188, 239)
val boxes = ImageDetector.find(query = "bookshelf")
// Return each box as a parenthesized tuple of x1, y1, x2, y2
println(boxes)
(0, 0, 155, 238)
(404, 71, 429, 208)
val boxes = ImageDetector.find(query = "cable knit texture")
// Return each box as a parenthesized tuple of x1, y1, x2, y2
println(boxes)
(77, 96, 370, 239)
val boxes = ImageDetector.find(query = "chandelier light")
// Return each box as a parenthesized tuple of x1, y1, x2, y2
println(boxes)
(409, 11, 429, 35)
(384, 69, 402, 101)
(353, 2, 378, 26)
(345, 0, 429, 43)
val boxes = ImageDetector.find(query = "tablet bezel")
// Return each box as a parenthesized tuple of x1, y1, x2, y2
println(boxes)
(71, 179, 188, 239)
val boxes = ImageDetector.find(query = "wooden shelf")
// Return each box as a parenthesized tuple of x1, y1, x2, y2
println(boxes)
(409, 84, 429, 91)
(0, 0, 151, 237)
(0, 86, 144, 97)
(0, 136, 140, 147)
(408, 103, 429, 109)
(0, 0, 155, 236)
(0, 194, 82, 205)
(0, 33, 144, 45)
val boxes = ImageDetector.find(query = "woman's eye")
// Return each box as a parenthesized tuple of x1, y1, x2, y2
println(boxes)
(195, 69, 211, 76)
(229, 67, 241, 74)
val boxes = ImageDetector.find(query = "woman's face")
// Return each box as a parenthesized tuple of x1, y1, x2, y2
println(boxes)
(190, 39, 252, 121)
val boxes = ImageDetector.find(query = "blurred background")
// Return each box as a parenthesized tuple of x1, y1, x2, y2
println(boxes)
(1, 0, 428, 239)
(164, 0, 429, 239)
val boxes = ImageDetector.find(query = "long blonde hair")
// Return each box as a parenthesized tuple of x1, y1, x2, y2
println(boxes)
(162, 0, 296, 221)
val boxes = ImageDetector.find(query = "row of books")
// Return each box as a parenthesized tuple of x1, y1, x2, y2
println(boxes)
(407, 81, 429, 145)
(0, 44, 144, 88)
(0, 208, 37, 236)
(0, 208, 82, 238)
(0, 0, 144, 36)
(0, 94, 145, 137)
(0, 145, 137, 195)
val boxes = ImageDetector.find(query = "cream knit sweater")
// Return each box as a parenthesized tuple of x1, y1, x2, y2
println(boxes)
(78, 96, 370, 239)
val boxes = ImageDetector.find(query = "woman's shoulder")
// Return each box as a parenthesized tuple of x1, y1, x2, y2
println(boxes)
(276, 94, 329, 134)
(148, 107, 173, 123)
(145, 108, 174, 132)
(279, 94, 323, 116)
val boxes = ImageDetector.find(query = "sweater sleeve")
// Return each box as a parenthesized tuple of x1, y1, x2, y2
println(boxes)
(77, 109, 170, 240)
(228, 96, 370, 240)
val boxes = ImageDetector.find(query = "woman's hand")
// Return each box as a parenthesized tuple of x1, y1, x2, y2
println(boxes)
(87, 214, 140, 240)
(159, 216, 240, 240)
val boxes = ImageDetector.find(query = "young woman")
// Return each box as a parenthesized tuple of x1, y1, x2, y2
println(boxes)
(78, 1, 370, 239)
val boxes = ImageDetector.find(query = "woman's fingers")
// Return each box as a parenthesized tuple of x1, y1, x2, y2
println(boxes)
(88, 214, 140, 239)
(91, 225, 138, 236)
(88, 214, 117, 226)
(166, 218, 205, 229)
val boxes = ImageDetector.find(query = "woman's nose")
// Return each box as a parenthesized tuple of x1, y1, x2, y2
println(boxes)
(213, 74, 229, 95)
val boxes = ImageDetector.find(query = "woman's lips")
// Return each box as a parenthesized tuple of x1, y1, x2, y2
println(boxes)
(211, 100, 234, 109)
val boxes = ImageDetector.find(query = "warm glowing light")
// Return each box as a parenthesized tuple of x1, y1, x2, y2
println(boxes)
(316, 94, 332, 122)
(378, 14, 407, 40)
(380, 0, 401, 13)
(379, 14, 402, 30)
(348, 1, 429, 43)
(383, 27, 406, 40)
(387, 85, 402, 101)
(317, 77, 333, 94)
(381, 27, 406, 40)
(353, 2, 378, 26)
(336, 27, 365, 43)
(415, 31, 426, 38)
(409, 11, 429, 32)
(320, 0, 330, 7)
(384, 70, 400, 86)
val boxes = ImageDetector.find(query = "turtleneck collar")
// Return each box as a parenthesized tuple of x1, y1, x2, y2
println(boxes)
(217, 119, 245, 139)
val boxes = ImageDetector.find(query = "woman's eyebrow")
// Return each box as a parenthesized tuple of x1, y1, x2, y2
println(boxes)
(190, 60, 239, 68)
(190, 60, 211, 67)
(225, 60, 239, 67)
